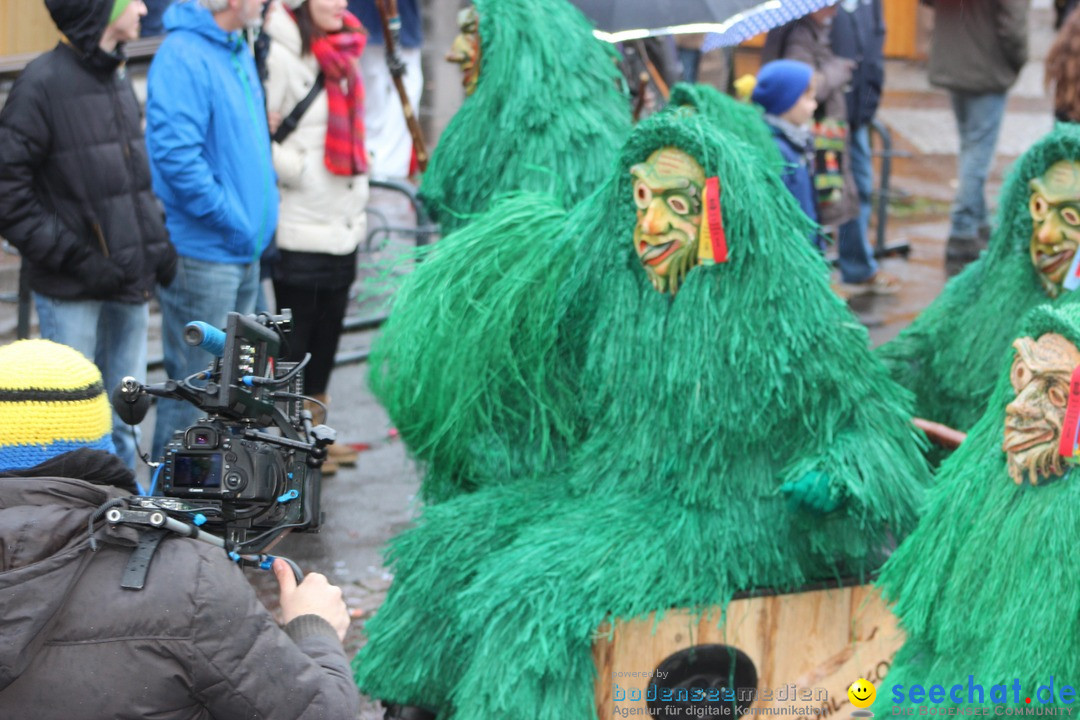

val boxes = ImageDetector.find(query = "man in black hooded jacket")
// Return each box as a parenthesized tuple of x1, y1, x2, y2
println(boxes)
(0, 339, 360, 719)
(0, 0, 178, 469)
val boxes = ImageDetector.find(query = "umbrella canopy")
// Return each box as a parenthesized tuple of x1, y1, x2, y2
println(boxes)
(703, 0, 839, 50)
(567, 0, 837, 43)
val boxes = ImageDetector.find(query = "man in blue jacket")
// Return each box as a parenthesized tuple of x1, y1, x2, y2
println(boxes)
(146, 0, 278, 459)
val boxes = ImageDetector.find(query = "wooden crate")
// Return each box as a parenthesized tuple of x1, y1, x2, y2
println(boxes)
(593, 584, 903, 720)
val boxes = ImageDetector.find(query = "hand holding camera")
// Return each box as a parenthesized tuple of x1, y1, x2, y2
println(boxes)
(274, 558, 351, 642)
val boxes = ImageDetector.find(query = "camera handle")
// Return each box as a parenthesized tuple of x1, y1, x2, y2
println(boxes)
(104, 505, 305, 583)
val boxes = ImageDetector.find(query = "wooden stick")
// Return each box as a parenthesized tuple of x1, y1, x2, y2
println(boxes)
(373, 0, 429, 172)
(635, 40, 669, 102)
(912, 417, 967, 449)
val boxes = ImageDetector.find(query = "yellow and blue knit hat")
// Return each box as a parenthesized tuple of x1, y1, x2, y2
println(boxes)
(0, 340, 114, 472)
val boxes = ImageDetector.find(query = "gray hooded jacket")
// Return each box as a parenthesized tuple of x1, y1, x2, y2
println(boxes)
(0, 457, 359, 719)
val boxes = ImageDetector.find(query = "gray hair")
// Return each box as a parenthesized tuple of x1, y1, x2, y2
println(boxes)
(199, 0, 230, 12)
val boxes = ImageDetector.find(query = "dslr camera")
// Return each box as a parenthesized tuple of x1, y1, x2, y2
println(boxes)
(113, 311, 334, 553)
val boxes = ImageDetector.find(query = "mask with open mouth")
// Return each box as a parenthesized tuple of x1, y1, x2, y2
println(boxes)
(630, 147, 705, 295)
(1003, 332, 1080, 485)
(1029, 161, 1080, 298)
(447, 6, 481, 96)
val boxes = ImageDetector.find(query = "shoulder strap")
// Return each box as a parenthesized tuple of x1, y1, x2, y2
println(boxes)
(272, 72, 325, 144)
(121, 528, 169, 590)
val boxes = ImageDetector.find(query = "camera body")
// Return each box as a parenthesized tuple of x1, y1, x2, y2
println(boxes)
(118, 312, 331, 552)
(164, 423, 286, 502)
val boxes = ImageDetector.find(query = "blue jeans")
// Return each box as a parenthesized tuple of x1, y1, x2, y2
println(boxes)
(34, 294, 148, 468)
(152, 256, 260, 459)
(837, 125, 879, 284)
(677, 47, 701, 83)
(948, 90, 1007, 239)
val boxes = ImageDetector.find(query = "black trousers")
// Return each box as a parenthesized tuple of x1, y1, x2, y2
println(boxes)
(273, 280, 351, 396)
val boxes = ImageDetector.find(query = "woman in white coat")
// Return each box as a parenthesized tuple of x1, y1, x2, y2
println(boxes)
(266, 0, 369, 472)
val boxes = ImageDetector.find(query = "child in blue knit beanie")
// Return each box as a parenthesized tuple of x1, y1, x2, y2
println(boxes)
(752, 59, 822, 249)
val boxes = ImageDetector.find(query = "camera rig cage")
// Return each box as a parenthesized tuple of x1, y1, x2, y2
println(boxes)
(110, 311, 335, 557)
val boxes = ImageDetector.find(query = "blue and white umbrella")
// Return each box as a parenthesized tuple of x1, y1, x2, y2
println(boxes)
(567, 0, 839, 45)
(702, 0, 840, 51)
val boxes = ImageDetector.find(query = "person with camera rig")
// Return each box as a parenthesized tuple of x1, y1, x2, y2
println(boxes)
(0, 339, 360, 718)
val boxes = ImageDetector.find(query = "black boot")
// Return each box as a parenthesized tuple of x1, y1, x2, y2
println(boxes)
(383, 702, 437, 720)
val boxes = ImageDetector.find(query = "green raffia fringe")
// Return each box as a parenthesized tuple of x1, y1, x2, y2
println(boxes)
(876, 122, 1080, 433)
(368, 193, 579, 503)
(373, 84, 795, 504)
(668, 82, 783, 167)
(878, 303, 1080, 705)
(418, 0, 631, 234)
(355, 112, 931, 718)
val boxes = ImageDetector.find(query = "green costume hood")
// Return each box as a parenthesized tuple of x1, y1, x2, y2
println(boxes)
(668, 82, 782, 166)
(357, 112, 931, 718)
(879, 302, 1080, 706)
(418, 0, 631, 234)
(373, 85, 786, 504)
(877, 123, 1080, 433)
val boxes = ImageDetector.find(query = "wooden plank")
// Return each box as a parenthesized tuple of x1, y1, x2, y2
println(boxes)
(883, 0, 922, 59)
(593, 584, 903, 720)
(0, 0, 59, 57)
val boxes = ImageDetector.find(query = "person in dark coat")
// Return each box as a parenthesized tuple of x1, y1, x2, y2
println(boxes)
(766, 5, 899, 294)
(0, 0, 178, 469)
(0, 339, 360, 719)
(925, 0, 1030, 268)
(830, 0, 892, 290)
(1056, 0, 1080, 28)
(1047, 4, 1080, 124)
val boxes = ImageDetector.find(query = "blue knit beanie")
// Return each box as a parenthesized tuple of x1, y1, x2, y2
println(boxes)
(0, 340, 114, 473)
(751, 60, 814, 116)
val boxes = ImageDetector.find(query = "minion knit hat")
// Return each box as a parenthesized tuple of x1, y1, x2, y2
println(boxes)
(0, 340, 114, 473)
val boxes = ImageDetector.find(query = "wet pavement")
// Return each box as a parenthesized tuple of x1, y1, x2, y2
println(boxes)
(0, 4, 1059, 718)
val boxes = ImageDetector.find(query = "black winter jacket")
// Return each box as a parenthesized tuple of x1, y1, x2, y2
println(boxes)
(830, 0, 886, 131)
(0, 450, 361, 719)
(0, 0, 176, 303)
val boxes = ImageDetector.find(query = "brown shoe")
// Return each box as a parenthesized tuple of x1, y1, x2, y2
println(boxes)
(319, 455, 339, 476)
(844, 271, 900, 297)
(830, 282, 852, 302)
(327, 442, 359, 466)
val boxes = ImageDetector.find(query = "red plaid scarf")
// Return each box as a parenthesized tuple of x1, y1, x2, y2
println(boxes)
(310, 12, 368, 176)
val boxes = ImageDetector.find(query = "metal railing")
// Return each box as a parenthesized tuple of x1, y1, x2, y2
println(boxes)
(869, 117, 912, 260)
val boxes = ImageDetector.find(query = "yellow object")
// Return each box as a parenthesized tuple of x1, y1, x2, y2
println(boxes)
(848, 678, 877, 708)
(0, 339, 112, 453)
(734, 74, 757, 102)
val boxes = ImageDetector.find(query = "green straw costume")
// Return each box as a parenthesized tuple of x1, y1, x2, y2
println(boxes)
(878, 303, 1080, 708)
(370, 86, 784, 503)
(876, 124, 1080, 434)
(418, 0, 631, 234)
(356, 112, 930, 718)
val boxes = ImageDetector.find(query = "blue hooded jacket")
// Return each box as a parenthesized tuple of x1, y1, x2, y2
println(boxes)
(146, 1, 278, 264)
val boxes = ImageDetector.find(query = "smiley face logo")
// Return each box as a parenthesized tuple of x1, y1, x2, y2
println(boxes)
(848, 678, 876, 709)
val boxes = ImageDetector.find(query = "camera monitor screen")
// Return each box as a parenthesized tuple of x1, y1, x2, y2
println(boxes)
(172, 453, 223, 489)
